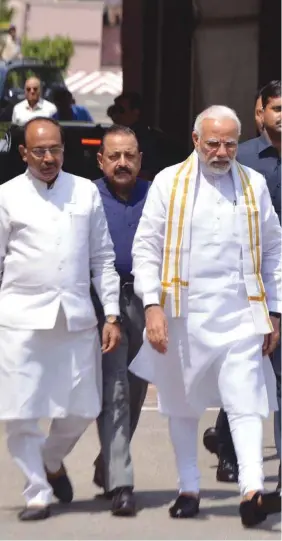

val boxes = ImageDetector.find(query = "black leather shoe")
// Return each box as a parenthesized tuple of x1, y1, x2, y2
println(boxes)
(111, 487, 136, 517)
(18, 506, 50, 521)
(203, 427, 219, 457)
(239, 491, 281, 528)
(169, 494, 200, 518)
(216, 458, 238, 483)
(46, 463, 73, 503)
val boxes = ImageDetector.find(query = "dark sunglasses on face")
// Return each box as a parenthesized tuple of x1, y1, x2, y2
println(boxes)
(26, 87, 39, 92)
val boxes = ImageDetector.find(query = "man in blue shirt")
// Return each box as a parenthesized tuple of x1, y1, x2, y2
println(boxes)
(92, 125, 149, 516)
(204, 80, 281, 489)
(52, 87, 93, 122)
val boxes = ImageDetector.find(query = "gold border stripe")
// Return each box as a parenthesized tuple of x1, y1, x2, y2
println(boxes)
(173, 157, 193, 315)
(239, 165, 272, 329)
(161, 279, 189, 288)
(160, 157, 191, 308)
(237, 164, 256, 272)
(238, 164, 272, 330)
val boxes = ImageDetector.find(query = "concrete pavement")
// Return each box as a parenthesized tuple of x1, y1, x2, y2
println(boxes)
(0, 407, 280, 540)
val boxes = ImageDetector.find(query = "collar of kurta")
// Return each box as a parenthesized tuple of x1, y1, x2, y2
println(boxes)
(24, 98, 44, 111)
(26, 168, 63, 193)
(160, 150, 271, 331)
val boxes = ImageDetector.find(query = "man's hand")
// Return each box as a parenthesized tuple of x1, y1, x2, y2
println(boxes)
(101, 322, 121, 354)
(263, 315, 281, 356)
(145, 305, 168, 354)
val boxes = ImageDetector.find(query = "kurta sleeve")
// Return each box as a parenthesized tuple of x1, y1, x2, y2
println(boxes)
(11, 106, 17, 125)
(0, 194, 11, 284)
(132, 174, 166, 307)
(89, 184, 120, 316)
(260, 177, 282, 313)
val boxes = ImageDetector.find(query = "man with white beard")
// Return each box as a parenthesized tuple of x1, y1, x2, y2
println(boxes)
(129, 106, 282, 527)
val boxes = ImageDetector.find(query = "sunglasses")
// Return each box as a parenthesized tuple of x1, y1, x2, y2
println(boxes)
(26, 87, 39, 92)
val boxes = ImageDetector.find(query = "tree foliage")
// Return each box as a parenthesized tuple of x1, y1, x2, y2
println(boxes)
(0, 0, 13, 24)
(22, 36, 74, 72)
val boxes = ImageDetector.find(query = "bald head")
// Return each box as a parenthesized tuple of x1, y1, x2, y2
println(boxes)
(20, 117, 64, 184)
(24, 117, 63, 147)
(24, 77, 41, 106)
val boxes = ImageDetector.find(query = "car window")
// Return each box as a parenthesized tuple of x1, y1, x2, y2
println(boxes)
(4, 67, 64, 93)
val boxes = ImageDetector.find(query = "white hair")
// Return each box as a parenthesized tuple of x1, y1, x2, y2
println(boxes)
(193, 105, 241, 136)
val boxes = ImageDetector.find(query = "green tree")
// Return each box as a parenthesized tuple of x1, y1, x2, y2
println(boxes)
(22, 36, 74, 72)
(0, 0, 14, 24)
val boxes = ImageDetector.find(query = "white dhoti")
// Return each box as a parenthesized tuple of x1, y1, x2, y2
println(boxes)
(0, 306, 102, 506)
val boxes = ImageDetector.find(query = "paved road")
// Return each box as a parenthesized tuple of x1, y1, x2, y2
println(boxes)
(0, 407, 280, 540)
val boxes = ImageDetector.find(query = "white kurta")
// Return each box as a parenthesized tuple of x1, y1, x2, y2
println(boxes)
(130, 166, 277, 418)
(0, 170, 120, 420)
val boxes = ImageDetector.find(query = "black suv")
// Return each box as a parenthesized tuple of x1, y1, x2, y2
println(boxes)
(0, 57, 66, 116)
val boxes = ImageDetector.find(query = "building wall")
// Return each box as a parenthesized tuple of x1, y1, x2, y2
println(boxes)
(122, 0, 280, 148)
(12, 0, 104, 72)
(191, 0, 260, 141)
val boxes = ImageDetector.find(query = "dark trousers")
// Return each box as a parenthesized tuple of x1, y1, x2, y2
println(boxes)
(92, 282, 148, 491)
(216, 342, 281, 462)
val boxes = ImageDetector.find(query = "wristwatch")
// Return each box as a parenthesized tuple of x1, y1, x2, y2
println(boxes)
(106, 315, 121, 324)
(269, 311, 281, 319)
(145, 304, 160, 310)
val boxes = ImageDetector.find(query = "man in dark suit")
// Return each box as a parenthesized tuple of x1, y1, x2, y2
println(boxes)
(203, 80, 281, 489)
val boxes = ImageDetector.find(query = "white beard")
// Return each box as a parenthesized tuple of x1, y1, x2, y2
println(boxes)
(197, 150, 234, 176)
(207, 162, 232, 175)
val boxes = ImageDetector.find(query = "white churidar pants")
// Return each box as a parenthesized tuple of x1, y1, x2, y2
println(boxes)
(6, 415, 92, 506)
(169, 413, 263, 496)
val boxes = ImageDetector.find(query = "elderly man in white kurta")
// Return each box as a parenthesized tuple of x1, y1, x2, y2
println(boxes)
(0, 117, 121, 521)
(130, 106, 282, 528)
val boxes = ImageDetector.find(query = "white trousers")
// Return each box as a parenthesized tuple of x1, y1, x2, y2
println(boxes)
(169, 413, 264, 496)
(6, 415, 92, 506)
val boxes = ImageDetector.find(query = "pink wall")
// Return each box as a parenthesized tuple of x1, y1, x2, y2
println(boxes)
(12, 0, 104, 72)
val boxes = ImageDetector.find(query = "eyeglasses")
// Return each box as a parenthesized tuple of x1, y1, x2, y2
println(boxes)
(30, 146, 64, 158)
(204, 140, 238, 150)
(26, 87, 39, 92)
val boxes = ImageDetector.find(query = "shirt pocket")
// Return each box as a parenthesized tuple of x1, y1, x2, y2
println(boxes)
(68, 210, 90, 242)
